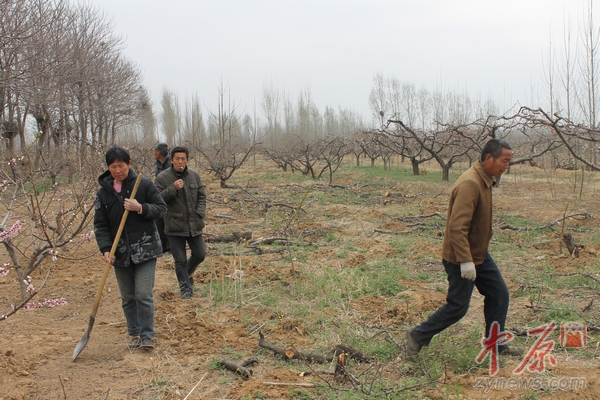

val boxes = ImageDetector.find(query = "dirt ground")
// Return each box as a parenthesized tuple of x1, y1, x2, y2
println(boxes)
(1, 162, 600, 399)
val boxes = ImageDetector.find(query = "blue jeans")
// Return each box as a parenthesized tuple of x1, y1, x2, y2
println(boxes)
(411, 253, 510, 350)
(168, 234, 206, 296)
(113, 258, 156, 340)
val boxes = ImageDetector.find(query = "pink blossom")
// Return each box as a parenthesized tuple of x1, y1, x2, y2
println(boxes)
(0, 221, 23, 240)
(23, 298, 68, 311)
(80, 231, 95, 240)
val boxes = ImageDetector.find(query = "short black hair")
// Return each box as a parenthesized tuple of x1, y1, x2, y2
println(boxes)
(481, 138, 511, 162)
(155, 142, 169, 156)
(105, 146, 131, 166)
(171, 146, 189, 159)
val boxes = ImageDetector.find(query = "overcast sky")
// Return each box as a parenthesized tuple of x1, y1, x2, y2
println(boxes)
(89, 0, 594, 123)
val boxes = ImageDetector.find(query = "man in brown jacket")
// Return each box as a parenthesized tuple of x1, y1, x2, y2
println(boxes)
(406, 138, 523, 360)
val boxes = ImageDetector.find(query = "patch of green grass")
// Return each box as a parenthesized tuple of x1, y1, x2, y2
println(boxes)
(207, 358, 225, 370)
(149, 377, 170, 388)
(292, 304, 311, 318)
(284, 252, 308, 263)
(520, 392, 540, 400)
(358, 259, 408, 296)
(344, 243, 358, 251)
(222, 347, 245, 358)
(416, 272, 430, 281)
(261, 293, 279, 308)
(246, 392, 267, 400)
(541, 306, 581, 323)
(336, 249, 349, 259)
(390, 236, 412, 253)
(351, 336, 398, 361)
(289, 388, 313, 399)
(350, 165, 460, 184)
(419, 326, 485, 375)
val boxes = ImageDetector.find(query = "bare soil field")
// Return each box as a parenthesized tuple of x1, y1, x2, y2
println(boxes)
(1, 160, 600, 399)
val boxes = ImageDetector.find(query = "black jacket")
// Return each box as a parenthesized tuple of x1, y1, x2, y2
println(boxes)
(155, 154, 172, 178)
(94, 169, 167, 268)
(155, 166, 206, 237)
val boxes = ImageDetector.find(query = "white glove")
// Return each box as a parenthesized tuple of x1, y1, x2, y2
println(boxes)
(460, 261, 476, 281)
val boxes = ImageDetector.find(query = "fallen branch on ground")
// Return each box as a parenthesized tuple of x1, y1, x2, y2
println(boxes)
(398, 212, 445, 221)
(374, 229, 412, 235)
(220, 357, 258, 379)
(247, 247, 286, 255)
(258, 331, 373, 363)
(247, 237, 289, 246)
(539, 213, 593, 229)
(204, 231, 252, 243)
(263, 382, 315, 388)
(213, 214, 238, 221)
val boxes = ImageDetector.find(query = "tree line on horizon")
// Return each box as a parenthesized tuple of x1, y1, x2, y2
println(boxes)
(2, 0, 600, 185)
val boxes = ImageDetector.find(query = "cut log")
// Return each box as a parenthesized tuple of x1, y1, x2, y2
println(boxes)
(258, 331, 372, 364)
(258, 331, 327, 362)
(327, 344, 374, 363)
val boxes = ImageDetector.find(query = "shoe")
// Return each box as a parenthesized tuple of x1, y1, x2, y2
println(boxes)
(406, 327, 422, 360)
(128, 336, 142, 350)
(180, 292, 193, 300)
(499, 346, 524, 356)
(141, 338, 155, 350)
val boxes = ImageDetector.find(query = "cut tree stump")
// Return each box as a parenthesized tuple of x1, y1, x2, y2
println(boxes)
(334, 353, 360, 386)
(562, 233, 580, 257)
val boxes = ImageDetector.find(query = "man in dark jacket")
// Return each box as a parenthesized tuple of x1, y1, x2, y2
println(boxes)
(153, 142, 172, 253)
(154, 142, 172, 177)
(94, 146, 167, 350)
(155, 146, 206, 299)
(406, 139, 523, 360)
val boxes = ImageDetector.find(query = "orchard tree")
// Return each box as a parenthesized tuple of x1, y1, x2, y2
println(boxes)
(388, 119, 471, 181)
(376, 126, 433, 176)
(0, 143, 102, 319)
(315, 135, 351, 183)
(1, 0, 152, 159)
(199, 81, 257, 188)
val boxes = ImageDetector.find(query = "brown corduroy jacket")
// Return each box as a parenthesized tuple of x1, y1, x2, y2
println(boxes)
(441, 161, 494, 265)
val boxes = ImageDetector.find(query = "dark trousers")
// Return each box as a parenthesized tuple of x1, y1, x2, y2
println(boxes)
(113, 259, 156, 340)
(168, 234, 206, 296)
(411, 253, 510, 350)
(155, 218, 170, 253)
